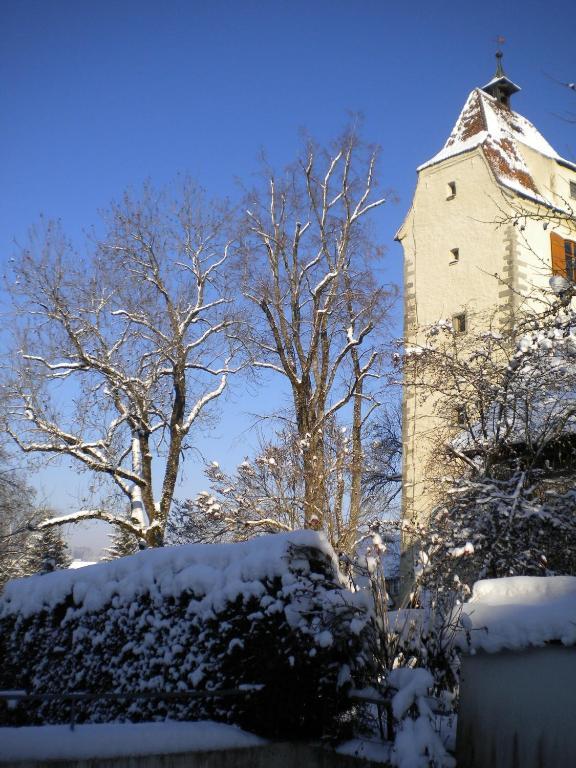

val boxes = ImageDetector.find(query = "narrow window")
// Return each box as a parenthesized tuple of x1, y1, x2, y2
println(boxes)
(453, 313, 467, 333)
(454, 405, 467, 427)
(450, 248, 460, 263)
(570, 180, 576, 200)
(447, 181, 457, 199)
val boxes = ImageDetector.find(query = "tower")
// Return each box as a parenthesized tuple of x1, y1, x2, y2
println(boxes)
(395, 57, 576, 587)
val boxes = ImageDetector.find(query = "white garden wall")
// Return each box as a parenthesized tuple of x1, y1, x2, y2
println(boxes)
(457, 645, 576, 768)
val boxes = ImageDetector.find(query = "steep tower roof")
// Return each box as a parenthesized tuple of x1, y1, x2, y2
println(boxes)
(418, 71, 575, 205)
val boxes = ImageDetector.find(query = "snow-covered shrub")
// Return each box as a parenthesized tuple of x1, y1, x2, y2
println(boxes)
(0, 531, 376, 738)
(388, 668, 455, 768)
(418, 473, 576, 593)
(367, 608, 457, 768)
(351, 528, 459, 699)
(346, 543, 457, 767)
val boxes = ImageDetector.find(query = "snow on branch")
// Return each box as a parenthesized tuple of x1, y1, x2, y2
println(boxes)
(182, 373, 228, 433)
(36, 510, 143, 538)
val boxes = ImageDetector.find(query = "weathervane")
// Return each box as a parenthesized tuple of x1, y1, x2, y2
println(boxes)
(482, 34, 518, 105)
(495, 35, 506, 76)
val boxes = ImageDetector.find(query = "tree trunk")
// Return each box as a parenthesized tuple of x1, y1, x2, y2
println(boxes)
(130, 432, 147, 528)
(346, 377, 364, 550)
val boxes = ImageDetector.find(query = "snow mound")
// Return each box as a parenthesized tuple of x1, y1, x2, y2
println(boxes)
(457, 576, 576, 653)
(0, 529, 337, 621)
(336, 738, 391, 764)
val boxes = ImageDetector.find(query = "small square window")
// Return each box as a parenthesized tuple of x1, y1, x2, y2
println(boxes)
(447, 181, 457, 199)
(453, 313, 467, 333)
(570, 180, 576, 200)
(450, 248, 460, 263)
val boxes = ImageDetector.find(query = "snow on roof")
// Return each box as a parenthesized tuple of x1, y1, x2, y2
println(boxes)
(0, 530, 339, 621)
(457, 575, 576, 653)
(418, 88, 572, 204)
(482, 75, 522, 92)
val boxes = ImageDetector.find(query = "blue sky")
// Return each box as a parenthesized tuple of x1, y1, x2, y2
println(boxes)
(1, 0, 575, 542)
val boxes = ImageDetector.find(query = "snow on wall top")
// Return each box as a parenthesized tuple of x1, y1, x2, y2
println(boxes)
(0, 721, 265, 762)
(418, 88, 570, 204)
(0, 530, 339, 621)
(457, 575, 576, 653)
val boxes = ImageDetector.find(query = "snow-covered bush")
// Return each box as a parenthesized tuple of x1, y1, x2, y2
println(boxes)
(348, 542, 457, 767)
(388, 668, 455, 768)
(416, 473, 576, 593)
(169, 416, 395, 557)
(0, 531, 376, 738)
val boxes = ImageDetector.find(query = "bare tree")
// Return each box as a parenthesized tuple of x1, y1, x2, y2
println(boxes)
(543, 72, 576, 123)
(3, 181, 240, 547)
(363, 401, 403, 514)
(178, 419, 383, 553)
(241, 131, 394, 532)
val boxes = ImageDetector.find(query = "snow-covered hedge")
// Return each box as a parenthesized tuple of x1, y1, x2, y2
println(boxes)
(0, 531, 376, 737)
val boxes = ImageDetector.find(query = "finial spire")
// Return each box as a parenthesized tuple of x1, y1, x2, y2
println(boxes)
(495, 35, 506, 77)
(481, 35, 520, 108)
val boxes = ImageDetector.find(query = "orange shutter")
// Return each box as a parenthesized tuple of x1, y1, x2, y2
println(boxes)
(551, 232, 566, 276)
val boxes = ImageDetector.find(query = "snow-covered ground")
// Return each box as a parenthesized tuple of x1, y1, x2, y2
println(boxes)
(0, 721, 265, 762)
(336, 738, 391, 763)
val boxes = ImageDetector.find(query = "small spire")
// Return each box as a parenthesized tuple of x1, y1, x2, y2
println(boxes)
(495, 35, 506, 77)
(481, 36, 520, 108)
(495, 50, 504, 78)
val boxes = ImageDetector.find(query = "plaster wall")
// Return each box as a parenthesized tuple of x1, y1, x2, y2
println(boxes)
(397, 152, 576, 588)
(398, 116, 576, 593)
(518, 142, 576, 210)
(510, 146, 576, 300)
(399, 149, 515, 548)
(402, 149, 510, 329)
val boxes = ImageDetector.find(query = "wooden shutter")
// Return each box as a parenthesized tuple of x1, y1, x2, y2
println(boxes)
(551, 232, 566, 276)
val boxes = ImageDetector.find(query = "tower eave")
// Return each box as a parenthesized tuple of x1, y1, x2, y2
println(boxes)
(481, 75, 521, 98)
